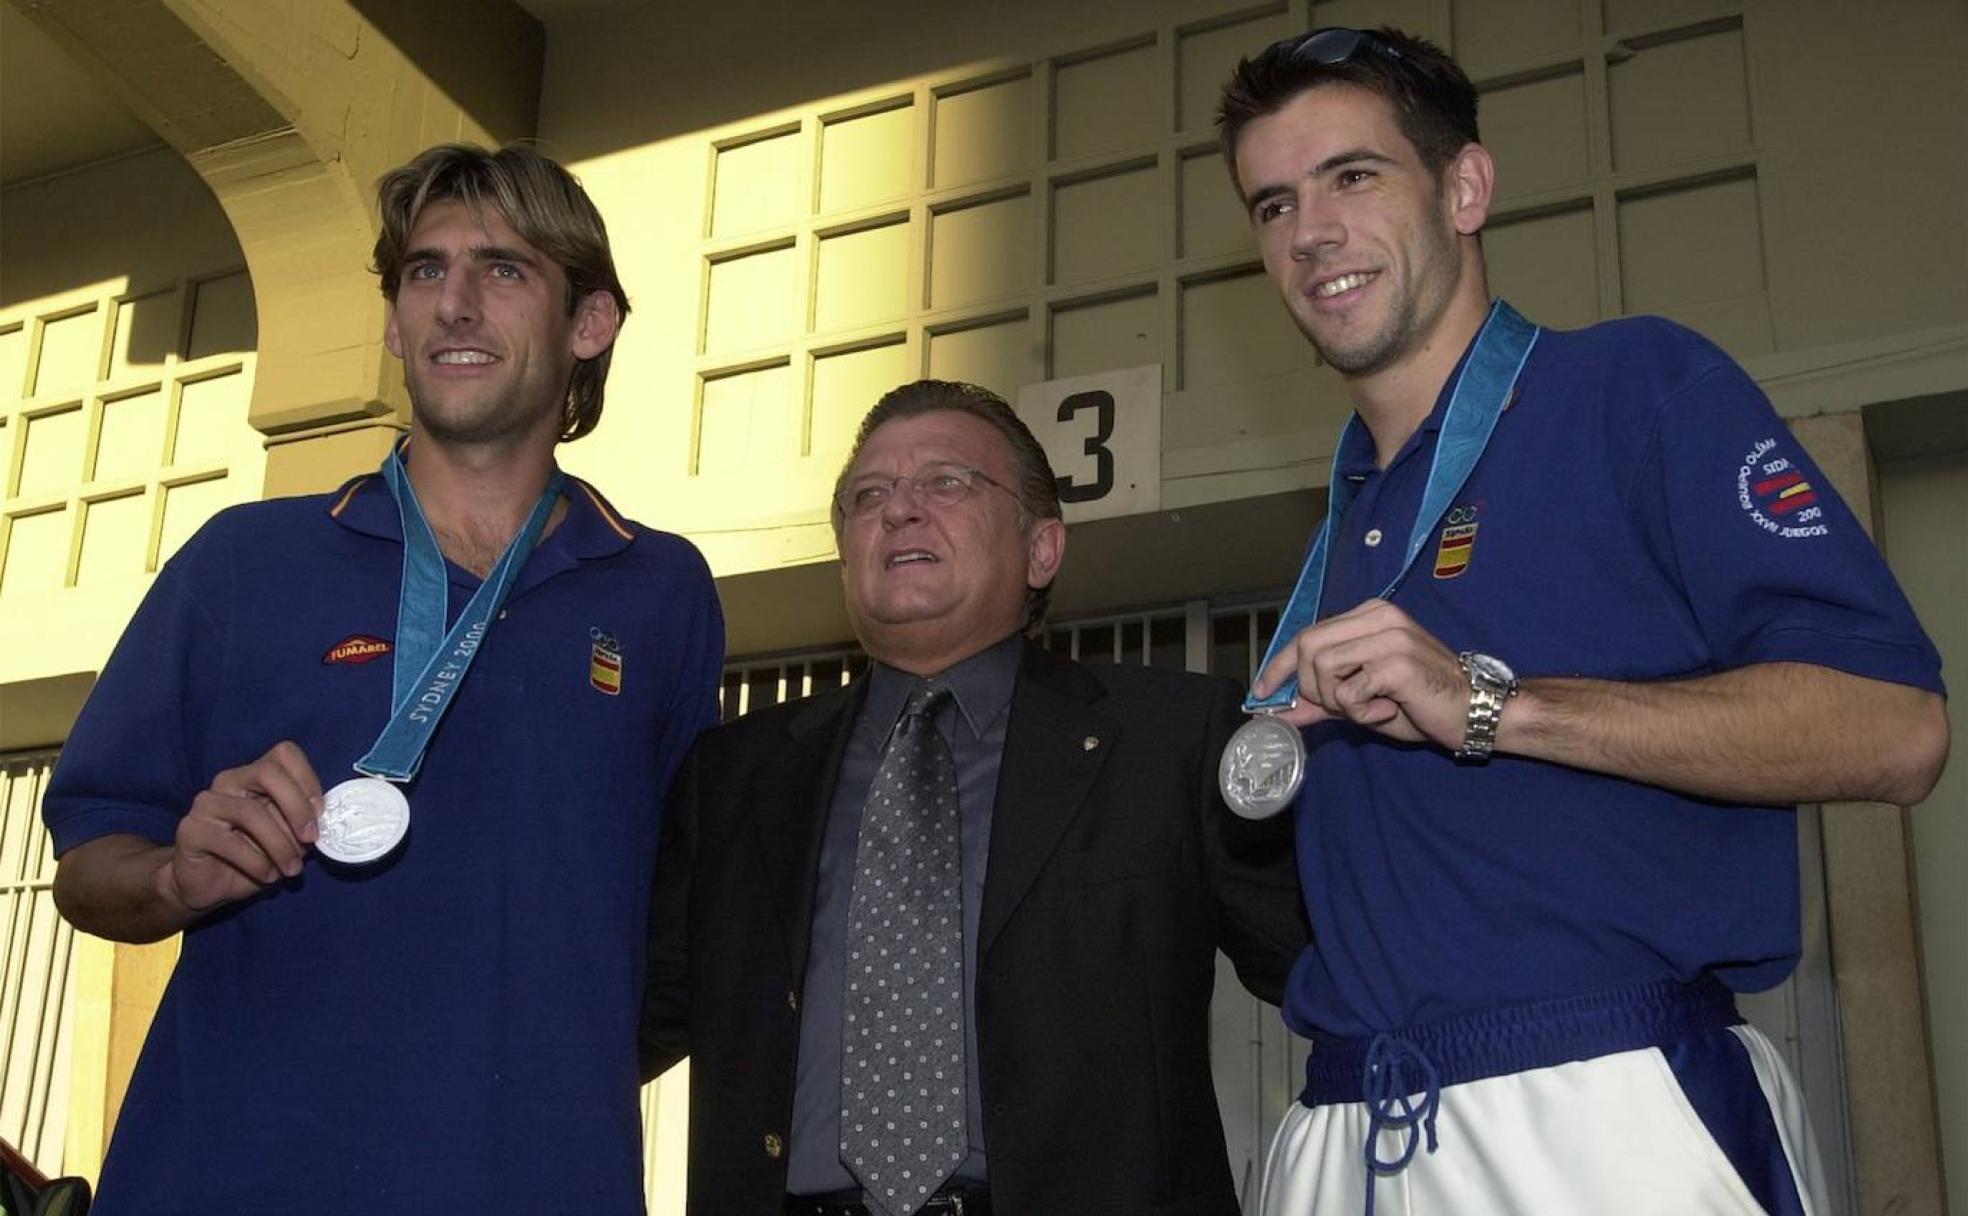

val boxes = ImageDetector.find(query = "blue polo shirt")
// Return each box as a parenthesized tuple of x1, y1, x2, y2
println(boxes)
(1284, 312, 1943, 1042)
(44, 470, 723, 1215)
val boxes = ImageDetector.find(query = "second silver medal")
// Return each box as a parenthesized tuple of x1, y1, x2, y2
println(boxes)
(1217, 712, 1305, 820)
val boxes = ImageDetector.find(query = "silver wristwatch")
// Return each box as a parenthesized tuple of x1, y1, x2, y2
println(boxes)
(1455, 652, 1519, 761)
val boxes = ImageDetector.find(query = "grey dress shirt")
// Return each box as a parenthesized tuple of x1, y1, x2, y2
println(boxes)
(786, 632, 1022, 1195)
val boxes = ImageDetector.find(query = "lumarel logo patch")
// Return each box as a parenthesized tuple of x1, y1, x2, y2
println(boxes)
(323, 635, 392, 665)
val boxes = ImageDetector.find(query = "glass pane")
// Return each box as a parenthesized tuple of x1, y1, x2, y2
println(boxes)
(1212, 611, 1251, 682)
(1150, 614, 1187, 673)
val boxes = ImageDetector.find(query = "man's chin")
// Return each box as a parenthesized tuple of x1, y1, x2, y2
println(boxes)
(850, 604, 960, 657)
(1307, 328, 1402, 378)
(410, 397, 550, 447)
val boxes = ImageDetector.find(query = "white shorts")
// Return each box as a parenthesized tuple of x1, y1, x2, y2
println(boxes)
(1259, 1023, 1828, 1216)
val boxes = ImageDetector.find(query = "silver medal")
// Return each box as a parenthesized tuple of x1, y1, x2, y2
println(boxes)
(1218, 713, 1306, 820)
(317, 776, 410, 865)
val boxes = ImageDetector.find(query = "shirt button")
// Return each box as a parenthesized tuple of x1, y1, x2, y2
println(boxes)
(1364, 528, 1384, 547)
(764, 1132, 784, 1159)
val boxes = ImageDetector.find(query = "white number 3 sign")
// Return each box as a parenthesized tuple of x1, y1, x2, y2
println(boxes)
(1015, 364, 1162, 524)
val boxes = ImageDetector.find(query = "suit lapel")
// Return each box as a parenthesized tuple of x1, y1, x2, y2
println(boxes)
(978, 643, 1119, 957)
(753, 681, 863, 985)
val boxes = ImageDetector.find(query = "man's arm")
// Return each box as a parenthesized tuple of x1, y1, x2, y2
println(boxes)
(53, 742, 323, 944)
(1197, 676, 1310, 1005)
(1255, 598, 1949, 807)
(1504, 661, 1946, 807)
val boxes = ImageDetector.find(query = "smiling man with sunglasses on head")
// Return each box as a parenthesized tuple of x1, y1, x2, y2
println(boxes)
(641, 379, 1307, 1216)
(1217, 26, 1947, 1216)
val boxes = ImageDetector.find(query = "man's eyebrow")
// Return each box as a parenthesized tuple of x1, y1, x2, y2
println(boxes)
(399, 244, 542, 267)
(1242, 148, 1402, 214)
(1313, 148, 1399, 177)
(471, 244, 541, 267)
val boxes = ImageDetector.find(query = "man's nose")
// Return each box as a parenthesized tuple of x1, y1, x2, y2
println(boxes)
(1290, 196, 1344, 259)
(879, 477, 928, 527)
(436, 269, 479, 325)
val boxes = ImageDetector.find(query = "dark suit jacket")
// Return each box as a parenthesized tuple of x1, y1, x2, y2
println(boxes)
(641, 640, 1308, 1215)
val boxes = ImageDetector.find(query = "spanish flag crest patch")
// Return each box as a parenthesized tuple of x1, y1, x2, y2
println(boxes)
(1434, 523, 1478, 579)
(590, 627, 623, 695)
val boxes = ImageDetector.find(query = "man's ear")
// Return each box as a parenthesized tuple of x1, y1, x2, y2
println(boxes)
(384, 303, 404, 359)
(570, 290, 623, 360)
(1025, 516, 1067, 591)
(1445, 141, 1495, 237)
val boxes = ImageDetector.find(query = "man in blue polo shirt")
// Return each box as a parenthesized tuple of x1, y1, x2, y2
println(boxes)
(1216, 27, 1948, 1216)
(42, 144, 722, 1214)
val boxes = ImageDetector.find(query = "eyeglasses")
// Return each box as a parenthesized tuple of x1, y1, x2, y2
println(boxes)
(836, 463, 1021, 518)
(1285, 27, 1405, 67)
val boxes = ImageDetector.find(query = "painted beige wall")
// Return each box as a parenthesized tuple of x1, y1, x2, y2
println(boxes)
(1880, 451, 1968, 1216)
(536, 0, 1968, 628)
(0, 145, 264, 735)
(0, 147, 239, 305)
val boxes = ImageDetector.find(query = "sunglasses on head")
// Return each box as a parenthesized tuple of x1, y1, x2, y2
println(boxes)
(1286, 27, 1406, 66)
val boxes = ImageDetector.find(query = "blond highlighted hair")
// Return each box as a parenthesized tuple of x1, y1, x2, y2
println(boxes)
(372, 143, 630, 442)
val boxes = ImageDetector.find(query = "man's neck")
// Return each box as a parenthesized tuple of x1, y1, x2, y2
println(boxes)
(403, 429, 565, 577)
(1348, 287, 1493, 469)
(872, 628, 1024, 681)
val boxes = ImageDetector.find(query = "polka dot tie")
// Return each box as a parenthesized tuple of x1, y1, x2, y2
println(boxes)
(840, 683, 967, 1216)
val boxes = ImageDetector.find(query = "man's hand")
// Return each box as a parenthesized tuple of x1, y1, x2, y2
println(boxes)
(161, 741, 325, 915)
(1251, 599, 1470, 748)
(53, 741, 326, 943)
(1249, 602, 1949, 807)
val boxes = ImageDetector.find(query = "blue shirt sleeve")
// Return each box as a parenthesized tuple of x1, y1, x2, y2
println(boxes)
(654, 540, 726, 763)
(1627, 337, 1943, 694)
(42, 535, 229, 855)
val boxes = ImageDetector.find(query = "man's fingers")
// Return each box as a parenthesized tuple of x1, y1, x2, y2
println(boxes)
(210, 743, 324, 844)
(1252, 641, 1304, 701)
(187, 791, 306, 879)
(1252, 600, 1419, 699)
(179, 800, 286, 888)
(1268, 700, 1335, 730)
(1333, 669, 1404, 729)
(261, 741, 325, 807)
(247, 759, 321, 846)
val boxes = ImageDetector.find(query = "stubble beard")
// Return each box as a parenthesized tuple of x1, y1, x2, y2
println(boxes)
(1300, 210, 1465, 379)
(1303, 286, 1424, 378)
(406, 367, 562, 450)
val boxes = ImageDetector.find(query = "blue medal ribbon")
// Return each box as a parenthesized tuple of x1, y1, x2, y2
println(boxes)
(1245, 300, 1541, 712)
(354, 442, 565, 781)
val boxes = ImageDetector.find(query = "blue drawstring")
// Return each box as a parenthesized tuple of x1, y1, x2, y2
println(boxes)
(1359, 1034, 1442, 1216)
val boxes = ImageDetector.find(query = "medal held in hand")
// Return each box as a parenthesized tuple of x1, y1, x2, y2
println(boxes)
(316, 776, 411, 864)
(322, 443, 564, 867)
(1222, 302, 1542, 821)
(1219, 712, 1306, 819)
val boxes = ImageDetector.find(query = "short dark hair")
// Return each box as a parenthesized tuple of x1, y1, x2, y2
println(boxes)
(834, 379, 1063, 629)
(1218, 27, 1479, 187)
(371, 143, 631, 443)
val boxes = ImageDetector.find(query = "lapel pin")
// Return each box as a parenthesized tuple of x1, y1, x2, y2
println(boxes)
(1083, 736, 1099, 751)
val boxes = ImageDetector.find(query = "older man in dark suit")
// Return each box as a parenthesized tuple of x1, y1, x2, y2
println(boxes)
(641, 379, 1307, 1216)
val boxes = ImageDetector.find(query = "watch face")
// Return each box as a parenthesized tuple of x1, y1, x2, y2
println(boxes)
(1466, 652, 1516, 686)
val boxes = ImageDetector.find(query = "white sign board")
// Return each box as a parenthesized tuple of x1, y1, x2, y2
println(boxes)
(1014, 364, 1162, 524)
